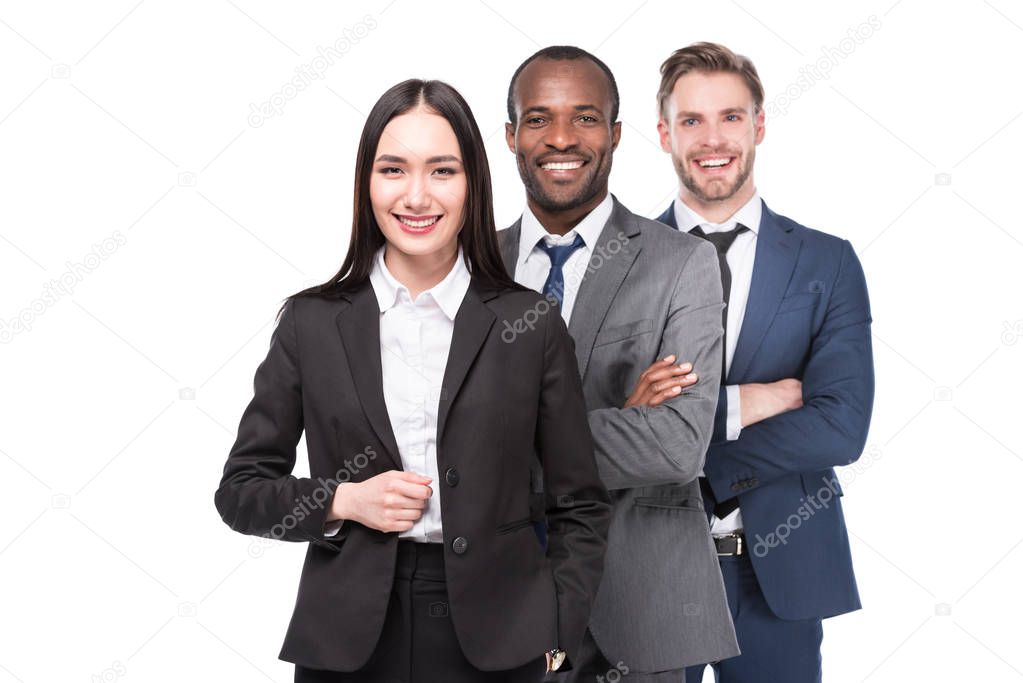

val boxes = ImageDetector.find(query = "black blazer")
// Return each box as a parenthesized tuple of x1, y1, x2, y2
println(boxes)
(214, 275, 611, 672)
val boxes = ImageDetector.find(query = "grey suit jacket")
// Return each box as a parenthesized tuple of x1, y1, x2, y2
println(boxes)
(499, 196, 740, 672)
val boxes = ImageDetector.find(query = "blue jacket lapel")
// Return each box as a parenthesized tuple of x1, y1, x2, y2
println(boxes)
(727, 201, 801, 383)
(655, 203, 676, 229)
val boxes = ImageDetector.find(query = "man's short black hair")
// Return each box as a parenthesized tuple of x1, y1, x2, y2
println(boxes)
(506, 45, 620, 125)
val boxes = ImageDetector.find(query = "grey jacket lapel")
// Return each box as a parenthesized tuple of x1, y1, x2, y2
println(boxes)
(498, 222, 521, 278)
(568, 198, 642, 380)
(498, 198, 643, 380)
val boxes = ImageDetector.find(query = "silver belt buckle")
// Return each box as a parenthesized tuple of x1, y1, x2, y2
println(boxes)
(714, 532, 743, 556)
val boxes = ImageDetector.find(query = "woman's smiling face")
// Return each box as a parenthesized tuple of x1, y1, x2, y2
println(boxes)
(370, 107, 467, 261)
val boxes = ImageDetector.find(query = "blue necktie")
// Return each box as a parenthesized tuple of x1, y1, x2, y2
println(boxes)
(531, 234, 585, 552)
(537, 234, 585, 306)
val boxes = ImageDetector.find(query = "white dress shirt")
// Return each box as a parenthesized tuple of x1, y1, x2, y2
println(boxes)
(325, 244, 471, 542)
(514, 193, 614, 324)
(673, 191, 762, 534)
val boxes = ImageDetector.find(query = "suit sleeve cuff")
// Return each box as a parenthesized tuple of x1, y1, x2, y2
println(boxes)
(323, 520, 345, 538)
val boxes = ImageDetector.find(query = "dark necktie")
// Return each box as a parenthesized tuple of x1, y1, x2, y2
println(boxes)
(690, 223, 749, 520)
(537, 234, 585, 306)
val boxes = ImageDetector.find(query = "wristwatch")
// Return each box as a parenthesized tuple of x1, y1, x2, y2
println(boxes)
(546, 648, 566, 672)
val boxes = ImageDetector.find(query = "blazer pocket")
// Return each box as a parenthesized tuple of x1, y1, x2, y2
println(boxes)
(496, 517, 533, 534)
(309, 536, 344, 553)
(593, 318, 654, 347)
(800, 472, 844, 498)
(776, 293, 819, 314)
(633, 496, 704, 512)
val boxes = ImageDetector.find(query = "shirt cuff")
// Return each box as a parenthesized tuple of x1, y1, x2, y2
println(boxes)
(725, 384, 743, 441)
(322, 483, 349, 538)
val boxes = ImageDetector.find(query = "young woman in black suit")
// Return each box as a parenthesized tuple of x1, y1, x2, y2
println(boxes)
(214, 79, 611, 682)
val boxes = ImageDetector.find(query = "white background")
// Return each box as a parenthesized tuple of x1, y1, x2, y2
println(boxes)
(1, 1, 1021, 681)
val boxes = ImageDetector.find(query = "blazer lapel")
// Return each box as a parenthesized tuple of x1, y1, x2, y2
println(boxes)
(498, 222, 521, 277)
(728, 201, 801, 382)
(335, 284, 403, 470)
(335, 277, 499, 471)
(568, 197, 643, 380)
(436, 278, 497, 446)
(655, 203, 677, 229)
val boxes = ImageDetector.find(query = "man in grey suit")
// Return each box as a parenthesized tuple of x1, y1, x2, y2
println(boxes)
(499, 46, 740, 681)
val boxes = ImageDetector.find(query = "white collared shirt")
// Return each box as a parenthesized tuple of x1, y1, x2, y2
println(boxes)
(673, 191, 762, 534)
(326, 245, 471, 542)
(514, 193, 614, 324)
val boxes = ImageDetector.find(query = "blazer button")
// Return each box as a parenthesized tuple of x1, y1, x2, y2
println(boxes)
(452, 536, 469, 555)
(445, 467, 460, 487)
(731, 483, 742, 492)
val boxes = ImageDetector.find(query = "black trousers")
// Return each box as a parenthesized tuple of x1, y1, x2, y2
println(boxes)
(295, 541, 547, 683)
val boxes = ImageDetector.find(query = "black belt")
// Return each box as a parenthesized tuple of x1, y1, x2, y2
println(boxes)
(395, 540, 446, 581)
(713, 532, 746, 556)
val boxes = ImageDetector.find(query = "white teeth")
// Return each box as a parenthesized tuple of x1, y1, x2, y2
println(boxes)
(398, 216, 439, 228)
(698, 158, 731, 168)
(542, 160, 584, 170)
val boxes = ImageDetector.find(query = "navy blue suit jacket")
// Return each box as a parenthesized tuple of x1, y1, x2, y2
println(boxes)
(657, 200, 874, 620)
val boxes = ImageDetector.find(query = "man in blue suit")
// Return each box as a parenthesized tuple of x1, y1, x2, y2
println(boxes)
(653, 43, 875, 682)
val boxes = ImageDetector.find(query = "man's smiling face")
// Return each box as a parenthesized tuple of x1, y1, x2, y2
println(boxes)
(658, 70, 764, 205)
(506, 57, 620, 214)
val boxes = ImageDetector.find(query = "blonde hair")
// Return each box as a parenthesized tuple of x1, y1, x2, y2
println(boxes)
(658, 42, 764, 118)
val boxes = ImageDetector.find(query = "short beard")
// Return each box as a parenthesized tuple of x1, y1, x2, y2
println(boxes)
(517, 152, 611, 213)
(675, 149, 754, 203)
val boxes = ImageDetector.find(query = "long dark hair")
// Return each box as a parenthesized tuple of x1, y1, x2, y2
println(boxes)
(283, 79, 521, 315)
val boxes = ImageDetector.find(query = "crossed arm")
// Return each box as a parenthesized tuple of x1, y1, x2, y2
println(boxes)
(704, 240, 875, 501)
(585, 241, 725, 490)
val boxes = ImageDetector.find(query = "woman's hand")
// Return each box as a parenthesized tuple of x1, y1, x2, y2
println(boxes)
(329, 470, 433, 533)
